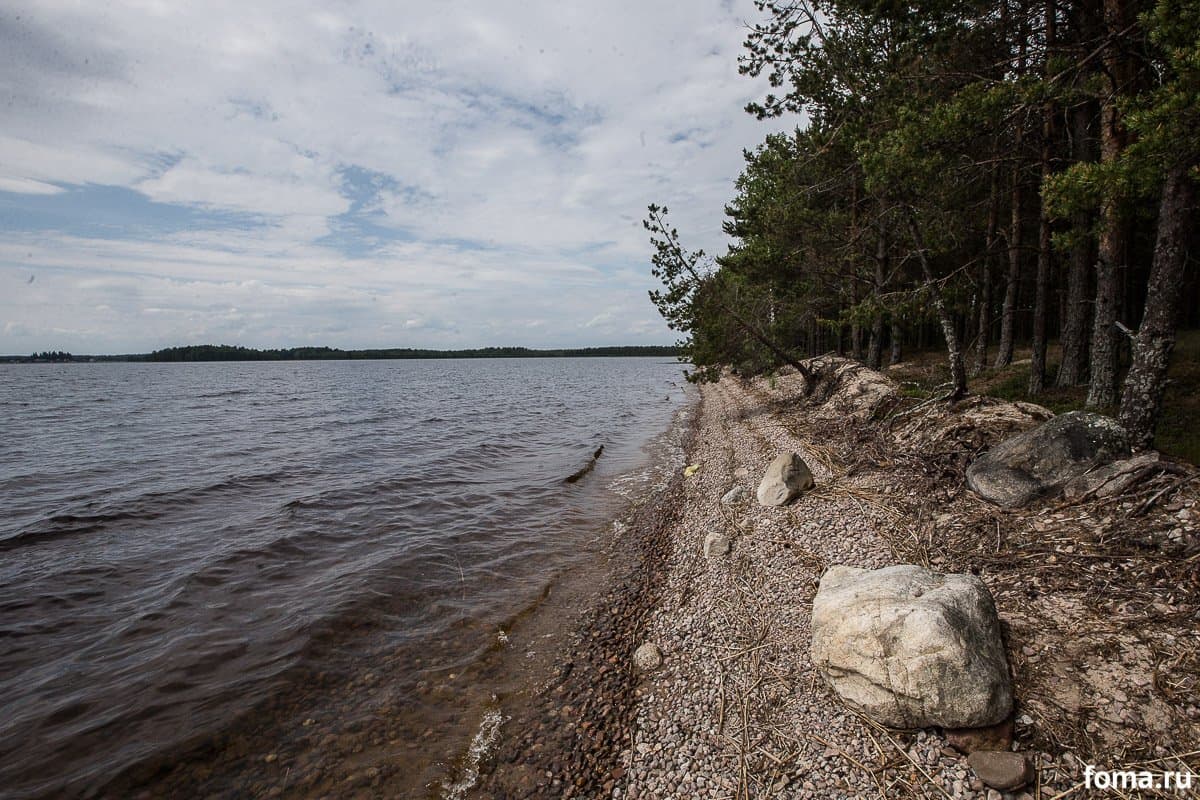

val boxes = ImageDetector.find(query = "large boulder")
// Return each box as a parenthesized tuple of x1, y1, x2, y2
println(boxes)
(756, 452, 814, 506)
(1062, 451, 1160, 500)
(811, 564, 1012, 729)
(966, 411, 1131, 507)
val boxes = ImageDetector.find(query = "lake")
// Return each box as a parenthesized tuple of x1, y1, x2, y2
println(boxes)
(0, 357, 691, 798)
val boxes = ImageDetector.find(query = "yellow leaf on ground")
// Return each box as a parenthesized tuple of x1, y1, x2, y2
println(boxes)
(683, 464, 700, 476)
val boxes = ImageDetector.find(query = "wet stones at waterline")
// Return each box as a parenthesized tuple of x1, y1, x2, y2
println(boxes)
(810, 564, 1013, 729)
(756, 451, 814, 507)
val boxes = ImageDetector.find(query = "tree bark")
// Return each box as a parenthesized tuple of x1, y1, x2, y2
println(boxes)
(1118, 165, 1195, 448)
(1086, 0, 1130, 409)
(995, 161, 1023, 368)
(867, 227, 887, 369)
(908, 213, 968, 400)
(1029, 0, 1056, 395)
(973, 168, 1001, 375)
(995, 9, 1029, 369)
(1057, 102, 1094, 386)
(890, 320, 903, 365)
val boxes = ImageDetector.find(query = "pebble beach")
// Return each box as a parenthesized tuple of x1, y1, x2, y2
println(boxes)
(475, 361, 1200, 800)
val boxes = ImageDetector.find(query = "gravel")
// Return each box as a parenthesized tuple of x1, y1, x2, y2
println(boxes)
(478, 369, 1187, 798)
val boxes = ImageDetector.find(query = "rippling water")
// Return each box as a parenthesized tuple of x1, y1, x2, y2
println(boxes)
(0, 358, 690, 798)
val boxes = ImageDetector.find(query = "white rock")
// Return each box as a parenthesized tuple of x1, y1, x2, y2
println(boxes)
(756, 452, 814, 507)
(810, 564, 1013, 729)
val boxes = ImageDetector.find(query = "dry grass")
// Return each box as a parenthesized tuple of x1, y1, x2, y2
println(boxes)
(761, 359, 1200, 791)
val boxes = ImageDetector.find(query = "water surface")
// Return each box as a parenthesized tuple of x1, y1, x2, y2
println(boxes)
(0, 357, 690, 798)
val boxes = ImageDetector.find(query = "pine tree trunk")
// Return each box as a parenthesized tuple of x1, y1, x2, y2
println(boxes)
(1118, 164, 1195, 448)
(1087, 0, 1130, 408)
(908, 214, 968, 400)
(995, 162, 1023, 368)
(890, 321, 903, 365)
(1057, 103, 1094, 386)
(867, 227, 887, 369)
(1029, 0, 1056, 396)
(995, 10, 1028, 370)
(972, 168, 1001, 375)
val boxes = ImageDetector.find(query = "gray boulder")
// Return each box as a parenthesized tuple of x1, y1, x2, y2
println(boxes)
(810, 564, 1012, 729)
(966, 411, 1131, 507)
(756, 452, 814, 506)
(1062, 451, 1160, 500)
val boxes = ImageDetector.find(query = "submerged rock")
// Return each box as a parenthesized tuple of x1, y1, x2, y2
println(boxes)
(756, 452, 814, 507)
(810, 564, 1012, 729)
(966, 411, 1131, 507)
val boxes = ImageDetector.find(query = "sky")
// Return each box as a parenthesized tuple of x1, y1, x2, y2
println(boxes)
(0, 1, 792, 354)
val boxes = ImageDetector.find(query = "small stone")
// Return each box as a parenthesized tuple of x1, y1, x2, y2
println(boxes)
(633, 642, 663, 672)
(720, 486, 745, 504)
(703, 531, 731, 558)
(968, 751, 1034, 791)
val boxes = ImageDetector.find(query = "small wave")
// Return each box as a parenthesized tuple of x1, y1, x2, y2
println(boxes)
(0, 470, 297, 551)
(195, 389, 251, 399)
(441, 705, 507, 800)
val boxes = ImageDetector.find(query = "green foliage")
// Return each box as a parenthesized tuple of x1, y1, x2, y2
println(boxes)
(647, 0, 1199, 439)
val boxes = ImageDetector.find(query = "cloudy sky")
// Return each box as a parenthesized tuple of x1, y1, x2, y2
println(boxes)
(0, 1, 791, 354)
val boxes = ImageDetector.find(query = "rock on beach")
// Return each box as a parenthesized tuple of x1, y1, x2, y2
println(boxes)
(633, 642, 663, 672)
(966, 411, 1131, 507)
(967, 750, 1034, 790)
(756, 451, 814, 506)
(810, 564, 1013, 729)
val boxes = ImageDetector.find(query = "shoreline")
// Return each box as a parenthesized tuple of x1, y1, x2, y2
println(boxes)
(471, 359, 1199, 799)
(471, 398, 700, 798)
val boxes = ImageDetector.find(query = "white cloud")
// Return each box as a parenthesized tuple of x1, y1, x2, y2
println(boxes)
(0, 176, 63, 195)
(0, 0, 791, 352)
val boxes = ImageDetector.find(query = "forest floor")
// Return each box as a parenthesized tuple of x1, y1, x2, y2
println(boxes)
(476, 356, 1199, 800)
(887, 329, 1200, 464)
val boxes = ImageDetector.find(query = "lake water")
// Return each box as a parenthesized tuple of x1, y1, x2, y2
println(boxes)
(0, 357, 691, 798)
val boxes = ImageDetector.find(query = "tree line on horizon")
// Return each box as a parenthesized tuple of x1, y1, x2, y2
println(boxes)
(129, 344, 680, 362)
(648, 0, 1198, 448)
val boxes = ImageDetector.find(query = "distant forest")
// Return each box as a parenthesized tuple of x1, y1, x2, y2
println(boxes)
(648, 0, 1199, 448)
(5, 344, 681, 363)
